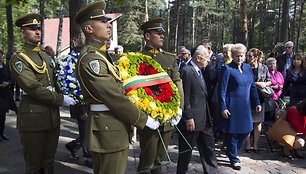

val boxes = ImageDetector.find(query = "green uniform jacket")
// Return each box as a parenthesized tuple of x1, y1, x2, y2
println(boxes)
(77, 39, 147, 153)
(142, 45, 184, 131)
(9, 43, 63, 131)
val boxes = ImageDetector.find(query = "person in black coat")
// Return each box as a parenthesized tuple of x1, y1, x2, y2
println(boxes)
(177, 45, 218, 174)
(0, 49, 17, 142)
(65, 104, 92, 167)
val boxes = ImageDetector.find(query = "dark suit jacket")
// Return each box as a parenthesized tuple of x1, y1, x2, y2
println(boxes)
(180, 64, 212, 131)
(276, 53, 294, 75)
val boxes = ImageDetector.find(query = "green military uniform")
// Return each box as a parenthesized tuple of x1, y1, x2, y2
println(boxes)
(9, 13, 64, 174)
(74, 2, 148, 174)
(138, 19, 184, 174)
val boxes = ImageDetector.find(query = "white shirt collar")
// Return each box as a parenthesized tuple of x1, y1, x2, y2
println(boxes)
(190, 60, 201, 74)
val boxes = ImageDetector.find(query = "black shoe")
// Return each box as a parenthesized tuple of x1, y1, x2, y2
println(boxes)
(84, 159, 93, 168)
(231, 163, 241, 170)
(295, 149, 305, 159)
(1, 134, 9, 140)
(253, 148, 259, 153)
(0, 137, 3, 142)
(65, 144, 79, 160)
(245, 148, 252, 153)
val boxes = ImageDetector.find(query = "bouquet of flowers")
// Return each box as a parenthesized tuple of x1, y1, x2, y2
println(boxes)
(117, 52, 180, 124)
(57, 50, 84, 104)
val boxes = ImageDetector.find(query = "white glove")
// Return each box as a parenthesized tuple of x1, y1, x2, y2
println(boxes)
(63, 95, 76, 106)
(170, 114, 182, 126)
(170, 108, 183, 126)
(145, 116, 160, 130)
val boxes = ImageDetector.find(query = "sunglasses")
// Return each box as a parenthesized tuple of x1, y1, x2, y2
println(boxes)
(285, 47, 292, 49)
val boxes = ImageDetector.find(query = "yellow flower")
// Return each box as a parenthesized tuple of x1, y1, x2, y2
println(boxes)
(121, 70, 129, 80)
(151, 110, 158, 119)
(150, 102, 157, 110)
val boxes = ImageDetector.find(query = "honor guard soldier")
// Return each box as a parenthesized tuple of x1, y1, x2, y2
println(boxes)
(9, 13, 75, 173)
(74, 1, 159, 174)
(138, 18, 184, 174)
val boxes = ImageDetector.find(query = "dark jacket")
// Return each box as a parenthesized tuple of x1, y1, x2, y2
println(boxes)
(180, 64, 212, 130)
(0, 64, 16, 112)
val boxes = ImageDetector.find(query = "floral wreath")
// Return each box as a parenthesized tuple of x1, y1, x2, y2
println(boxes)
(57, 51, 84, 104)
(117, 52, 180, 124)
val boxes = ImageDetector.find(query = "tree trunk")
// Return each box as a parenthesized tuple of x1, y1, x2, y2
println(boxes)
(69, 0, 86, 52)
(295, 0, 304, 52)
(239, 0, 248, 47)
(40, 0, 45, 47)
(56, 4, 64, 56)
(280, 0, 290, 42)
(174, 0, 180, 52)
(166, 0, 171, 50)
(192, 2, 196, 47)
(6, 4, 14, 50)
(291, 0, 297, 45)
(144, 0, 148, 22)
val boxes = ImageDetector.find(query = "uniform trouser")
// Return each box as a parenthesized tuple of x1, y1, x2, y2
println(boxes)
(20, 127, 60, 174)
(0, 111, 6, 135)
(90, 148, 128, 174)
(138, 127, 172, 173)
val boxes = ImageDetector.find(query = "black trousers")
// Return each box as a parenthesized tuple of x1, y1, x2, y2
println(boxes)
(177, 124, 218, 174)
(0, 111, 6, 135)
(66, 118, 90, 158)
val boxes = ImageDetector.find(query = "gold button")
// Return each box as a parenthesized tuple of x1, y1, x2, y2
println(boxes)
(105, 127, 108, 130)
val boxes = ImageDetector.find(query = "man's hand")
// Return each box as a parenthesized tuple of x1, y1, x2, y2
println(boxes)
(146, 116, 160, 130)
(170, 114, 182, 126)
(80, 113, 88, 120)
(185, 118, 195, 132)
(63, 95, 76, 106)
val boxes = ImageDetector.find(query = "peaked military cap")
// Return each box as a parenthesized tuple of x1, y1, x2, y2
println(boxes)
(140, 18, 165, 33)
(15, 12, 42, 28)
(74, 1, 111, 25)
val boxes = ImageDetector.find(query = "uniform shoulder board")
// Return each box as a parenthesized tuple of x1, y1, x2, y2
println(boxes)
(163, 51, 176, 57)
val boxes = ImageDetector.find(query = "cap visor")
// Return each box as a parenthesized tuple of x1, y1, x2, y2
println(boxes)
(97, 16, 112, 21)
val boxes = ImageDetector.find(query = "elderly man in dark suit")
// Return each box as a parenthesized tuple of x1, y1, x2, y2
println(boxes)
(276, 41, 295, 77)
(177, 45, 218, 174)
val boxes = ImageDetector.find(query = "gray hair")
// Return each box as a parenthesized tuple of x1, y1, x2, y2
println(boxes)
(192, 45, 208, 59)
(266, 57, 277, 64)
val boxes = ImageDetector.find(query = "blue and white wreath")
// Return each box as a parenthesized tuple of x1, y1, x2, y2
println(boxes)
(57, 50, 84, 104)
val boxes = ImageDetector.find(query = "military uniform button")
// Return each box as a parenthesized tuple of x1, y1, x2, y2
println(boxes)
(105, 127, 108, 130)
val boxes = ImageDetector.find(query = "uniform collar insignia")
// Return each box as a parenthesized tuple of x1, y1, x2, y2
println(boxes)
(32, 46, 41, 52)
(89, 60, 100, 75)
(15, 61, 23, 73)
(99, 44, 107, 52)
(149, 48, 159, 54)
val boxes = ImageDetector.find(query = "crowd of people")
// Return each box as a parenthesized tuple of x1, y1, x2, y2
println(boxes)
(0, 0, 305, 174)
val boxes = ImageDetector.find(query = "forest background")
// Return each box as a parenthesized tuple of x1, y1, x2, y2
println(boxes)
(0, 0, 305, 57)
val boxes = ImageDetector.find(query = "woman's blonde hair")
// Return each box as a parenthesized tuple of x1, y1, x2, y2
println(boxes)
(231, 43, 247, 55)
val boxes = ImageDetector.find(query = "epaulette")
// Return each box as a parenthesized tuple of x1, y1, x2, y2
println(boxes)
(163, 51, 177, 58)
(163, 51, 176, 57)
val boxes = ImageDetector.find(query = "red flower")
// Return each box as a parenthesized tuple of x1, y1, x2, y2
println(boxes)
(137, 62, 174, 103)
